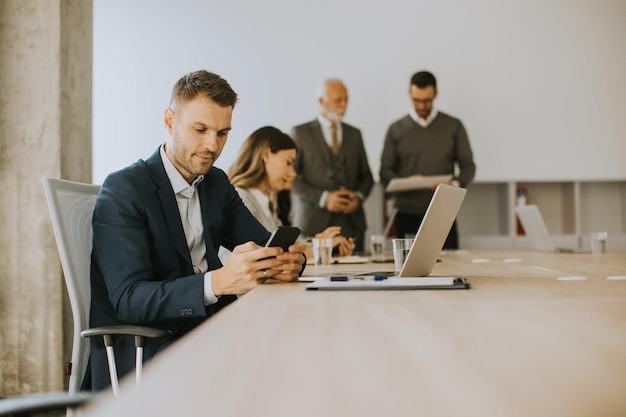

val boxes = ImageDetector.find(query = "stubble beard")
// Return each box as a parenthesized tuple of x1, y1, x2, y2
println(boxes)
(175, 148, 216, 179)
(190, 152, 216, 176)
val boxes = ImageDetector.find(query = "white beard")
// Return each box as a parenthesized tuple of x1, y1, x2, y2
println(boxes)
(326, 110, 345, 123)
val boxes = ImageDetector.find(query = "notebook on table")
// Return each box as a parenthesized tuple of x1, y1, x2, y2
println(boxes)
(351, 184, 468, 279)
(515, 204, 590, 253)
(306, 277, 470, 291)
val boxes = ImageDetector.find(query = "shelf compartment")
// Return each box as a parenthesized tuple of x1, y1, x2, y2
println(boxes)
(579, 181, 626, 234)
(457, 182, 510, 236)
(517, 182, 576, 234)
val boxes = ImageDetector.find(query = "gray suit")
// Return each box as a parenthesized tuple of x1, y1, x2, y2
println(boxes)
(290, 119, 373, 251)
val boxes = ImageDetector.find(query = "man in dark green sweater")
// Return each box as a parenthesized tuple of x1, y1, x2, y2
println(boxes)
(379, 70, 476, 249)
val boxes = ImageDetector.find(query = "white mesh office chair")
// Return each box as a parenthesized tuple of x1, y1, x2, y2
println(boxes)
(42, 177, 170, 397)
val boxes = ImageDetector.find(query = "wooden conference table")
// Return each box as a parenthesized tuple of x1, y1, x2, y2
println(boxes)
(80, 250, 626, 417)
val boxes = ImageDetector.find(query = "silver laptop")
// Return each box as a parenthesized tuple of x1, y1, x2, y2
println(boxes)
(515, 205, 589, 253)
(360, 183, 467, 277)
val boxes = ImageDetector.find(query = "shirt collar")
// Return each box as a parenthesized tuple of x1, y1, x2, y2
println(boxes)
(317, 115, 331, 128)
(160, 144, 204, 194)
(409, 107, 438, 127)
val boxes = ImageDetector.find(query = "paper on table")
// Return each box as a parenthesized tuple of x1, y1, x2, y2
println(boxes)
(333, 256, 369, 264)
(306, 255, 368, 264)
(298, 276, 326, 282)
(386, 175, 453, 193)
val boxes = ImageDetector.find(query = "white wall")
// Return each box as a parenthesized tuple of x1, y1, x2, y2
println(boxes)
(93, 0, 626, 185)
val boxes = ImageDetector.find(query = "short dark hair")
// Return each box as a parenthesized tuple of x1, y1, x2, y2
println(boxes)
(410, 71, 437, 90)
(170, 70, 238, 108)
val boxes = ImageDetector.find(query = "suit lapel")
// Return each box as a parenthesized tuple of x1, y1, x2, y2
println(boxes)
(311, 120, 334, 163)
(145, 149, 193, 267)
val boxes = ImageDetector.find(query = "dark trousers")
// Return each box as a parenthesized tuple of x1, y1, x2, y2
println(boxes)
(395, 212, 459, 250)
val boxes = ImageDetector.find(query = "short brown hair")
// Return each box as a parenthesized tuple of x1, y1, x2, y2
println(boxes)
(170, 70, 238, 108)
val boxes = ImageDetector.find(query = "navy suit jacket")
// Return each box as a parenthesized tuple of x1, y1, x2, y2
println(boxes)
(88, 147, 270, 390)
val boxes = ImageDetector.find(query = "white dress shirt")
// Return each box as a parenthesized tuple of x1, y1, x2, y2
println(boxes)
(160, 145, 218, 305)
(409, 107, 439, 127)
(317, 115, 343, 149)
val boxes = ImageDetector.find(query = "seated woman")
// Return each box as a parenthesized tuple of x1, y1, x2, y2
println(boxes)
(228, 126, 354, 257)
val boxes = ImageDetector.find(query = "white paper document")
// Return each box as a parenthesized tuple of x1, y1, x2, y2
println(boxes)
(386, 175, 453, 193)
(333, 256, 369, 264)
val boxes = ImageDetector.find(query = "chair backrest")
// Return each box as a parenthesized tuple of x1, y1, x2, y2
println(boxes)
(42, 177, 101, 393)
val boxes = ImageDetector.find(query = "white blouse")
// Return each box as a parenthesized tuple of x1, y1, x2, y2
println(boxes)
(235, 187, 282, 232)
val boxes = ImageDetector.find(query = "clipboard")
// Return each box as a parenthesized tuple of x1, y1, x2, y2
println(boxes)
(386, 175, 453, 193)
(305, 277, 470, 291)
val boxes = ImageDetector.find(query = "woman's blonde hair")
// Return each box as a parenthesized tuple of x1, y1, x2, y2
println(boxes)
(228, 126, 297, 189)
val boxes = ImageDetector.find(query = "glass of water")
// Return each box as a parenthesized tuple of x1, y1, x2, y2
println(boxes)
(392, 238, 414, 272)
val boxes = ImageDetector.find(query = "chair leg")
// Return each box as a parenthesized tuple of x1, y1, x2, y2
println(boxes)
(105, 345, 120, 397)
(103, 335, 120, 397)
(135, 346, 143, 386)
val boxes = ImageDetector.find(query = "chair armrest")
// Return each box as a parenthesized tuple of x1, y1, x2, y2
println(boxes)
(0, 392, 94, 415)
(81, 325, 171, 339)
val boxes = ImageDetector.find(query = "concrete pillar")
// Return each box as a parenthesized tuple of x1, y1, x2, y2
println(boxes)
(0, 0, 92, 395)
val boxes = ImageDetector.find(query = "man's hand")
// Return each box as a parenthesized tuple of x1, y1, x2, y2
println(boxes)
(269, 242, 307, 282)
(325, 190, 352, 213)
(211, 242, 297, 296)
(340, 188, 361, 214)
(325, 187, 361, 214)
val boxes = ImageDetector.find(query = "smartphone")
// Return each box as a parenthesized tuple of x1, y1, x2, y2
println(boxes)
(265, 226, 301, 251)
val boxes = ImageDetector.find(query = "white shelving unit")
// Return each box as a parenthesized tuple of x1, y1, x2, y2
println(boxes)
(456, 180, 626, 251)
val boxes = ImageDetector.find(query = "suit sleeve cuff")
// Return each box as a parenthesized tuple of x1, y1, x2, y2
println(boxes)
(300, 253, 307, 276)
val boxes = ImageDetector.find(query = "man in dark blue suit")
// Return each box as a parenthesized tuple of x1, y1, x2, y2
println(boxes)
(89, 70, 306, 391)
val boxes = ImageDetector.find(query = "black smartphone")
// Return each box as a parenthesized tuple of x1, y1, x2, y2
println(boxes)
(265, 226, 301, 251)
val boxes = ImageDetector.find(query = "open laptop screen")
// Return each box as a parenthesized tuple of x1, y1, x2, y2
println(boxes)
(360, 184, 467, 277)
